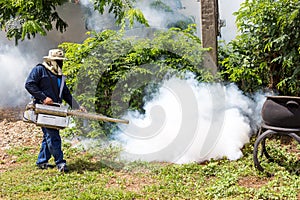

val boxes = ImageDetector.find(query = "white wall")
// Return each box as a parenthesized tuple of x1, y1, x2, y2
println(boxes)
(180, 0, 245, 42)
(219, 0, 245, 42)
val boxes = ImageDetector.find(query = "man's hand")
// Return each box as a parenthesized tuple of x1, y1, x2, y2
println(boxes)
(79, 106, 87, 112)
(43, 97, 53, 105)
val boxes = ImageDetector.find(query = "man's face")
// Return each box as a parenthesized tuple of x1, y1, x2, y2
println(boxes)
(56, 60, 63, 68)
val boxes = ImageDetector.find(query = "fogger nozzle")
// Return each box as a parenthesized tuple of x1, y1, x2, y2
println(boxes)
(23, 103, 129, 129)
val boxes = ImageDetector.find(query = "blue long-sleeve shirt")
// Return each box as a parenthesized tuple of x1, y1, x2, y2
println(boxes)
(25, 64, 80, 109)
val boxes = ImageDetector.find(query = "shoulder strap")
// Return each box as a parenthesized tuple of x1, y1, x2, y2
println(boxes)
(45, 68, 59, 100)
(58, 76, 66, 99)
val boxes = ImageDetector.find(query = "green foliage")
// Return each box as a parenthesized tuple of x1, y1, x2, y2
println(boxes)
(94, 0, 129, 25)
(123, 8, 150, 28)
(0, 0, 148, 44)
(149, 0, 195, 30)
(60, 25, 211, 137)
(0, 0, 68, 44)
(167, 18, 195, 30)
(219, 0, 300, 95)
(150, 0, 173, 12)
(1, 137, 300, 199)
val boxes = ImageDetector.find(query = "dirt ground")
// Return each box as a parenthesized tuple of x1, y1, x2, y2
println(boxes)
(0, 107, 42, 172)
(0, 107, 291, 191)
(0, 117, 275, 191)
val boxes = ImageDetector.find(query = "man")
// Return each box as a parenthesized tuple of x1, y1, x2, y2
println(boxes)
(25, 49, 84, 172)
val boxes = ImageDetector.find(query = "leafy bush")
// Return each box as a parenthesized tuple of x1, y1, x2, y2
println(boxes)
(0, 0, 148, 43)
(60, 25, 212, 137)
(219, 0, 300, 95)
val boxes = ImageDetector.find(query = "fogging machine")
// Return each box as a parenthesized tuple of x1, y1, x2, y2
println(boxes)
(23, 103, 129, 129)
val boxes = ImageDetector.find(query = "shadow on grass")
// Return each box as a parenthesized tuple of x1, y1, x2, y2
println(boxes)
(265, 155, 300, 176)
(256, 136, 300, 176)
(68, 158, 125, 173)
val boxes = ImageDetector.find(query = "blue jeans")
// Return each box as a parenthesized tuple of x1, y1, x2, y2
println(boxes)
(36, 127, 66, 166)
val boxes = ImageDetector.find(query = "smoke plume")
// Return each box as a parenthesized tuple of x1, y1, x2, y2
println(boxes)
(0, 0, 258, 165)
(114, 73, 265, 164)
(0, 43, 37, 107)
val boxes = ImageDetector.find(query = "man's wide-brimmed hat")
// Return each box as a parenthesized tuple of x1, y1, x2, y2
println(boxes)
(43, 49, 67, 60)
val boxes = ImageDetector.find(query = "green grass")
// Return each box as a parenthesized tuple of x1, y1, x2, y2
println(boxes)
(1, 137, 300, 200)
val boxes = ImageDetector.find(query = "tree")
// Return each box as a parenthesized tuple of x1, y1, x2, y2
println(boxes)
(220, 0, 300, 95)
(59, 25, 212, 137)
(0, 0, 148, 44)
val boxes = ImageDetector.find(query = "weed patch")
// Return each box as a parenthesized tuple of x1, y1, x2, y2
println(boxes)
(1, 137, 300, 200)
